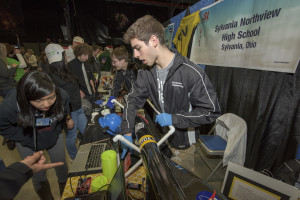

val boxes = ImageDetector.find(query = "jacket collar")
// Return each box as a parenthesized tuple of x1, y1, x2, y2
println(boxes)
(150, 48, 183, 80)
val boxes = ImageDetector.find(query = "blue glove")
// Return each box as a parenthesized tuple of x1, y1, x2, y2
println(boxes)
(121, 135, 133, 159)
(155, 113, 172, 127)
(106, 96, 116, 109)
(94, 100, 104, 106)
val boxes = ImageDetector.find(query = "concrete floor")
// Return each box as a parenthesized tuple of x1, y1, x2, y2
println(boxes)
(0, 135, 72, 200)
(0, 136, 225, 200)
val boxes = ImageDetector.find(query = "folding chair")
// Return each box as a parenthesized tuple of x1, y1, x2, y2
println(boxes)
(198, 113, 247, 181)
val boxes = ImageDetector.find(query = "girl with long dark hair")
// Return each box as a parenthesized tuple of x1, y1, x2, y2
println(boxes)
(0, 70, 73, 199)
(45, 43, 87, 160)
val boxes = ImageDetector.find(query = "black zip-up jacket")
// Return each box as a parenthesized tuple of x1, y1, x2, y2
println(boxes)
(0, 162, 32, 200)
(111, 62, 139, 98)
(50, 74, 81, 112)
(0, 88, 70, 151)
(121, 50, 221, 149)
(68, 58, 94, 96)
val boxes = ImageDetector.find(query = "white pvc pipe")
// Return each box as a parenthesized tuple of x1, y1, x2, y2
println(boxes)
(146, 99, 176, 146)
(125, 159, 143, 178)
(111, 99, 124, 109)
(157, 125, 175, 146)
(146, 99, 160, 115)
(113, 99, 176, 177)
(113, 134, 140, 153)
(125, 126, 175, 177)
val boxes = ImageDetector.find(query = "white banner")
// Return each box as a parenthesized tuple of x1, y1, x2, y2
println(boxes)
(190, 0, 300, 73)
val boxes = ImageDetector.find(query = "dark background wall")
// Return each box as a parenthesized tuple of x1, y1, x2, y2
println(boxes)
(0, 0, 189, 45)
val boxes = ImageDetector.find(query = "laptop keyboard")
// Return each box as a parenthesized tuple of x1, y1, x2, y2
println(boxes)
(85, 144, 105, 169)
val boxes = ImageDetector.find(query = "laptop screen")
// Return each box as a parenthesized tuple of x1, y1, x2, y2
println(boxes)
(108, 161, 127, 200)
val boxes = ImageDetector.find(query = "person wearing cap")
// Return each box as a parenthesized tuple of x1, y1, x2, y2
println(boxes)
(0, 70, 71, 199)
(45, 43, 88, 160)
(68, 43, 96, 104)
(64, 36, 84, 63)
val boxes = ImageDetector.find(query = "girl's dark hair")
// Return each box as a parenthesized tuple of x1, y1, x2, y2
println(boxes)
(47, 52, 77, 83)
(17, 71, 64, 127)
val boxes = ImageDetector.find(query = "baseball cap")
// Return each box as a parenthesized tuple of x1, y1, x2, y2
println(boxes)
(45, 44, 64, 64)
(73, 36, 84, 43)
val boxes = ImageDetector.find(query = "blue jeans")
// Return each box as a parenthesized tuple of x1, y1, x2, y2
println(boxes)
(66, 108, 87, 159)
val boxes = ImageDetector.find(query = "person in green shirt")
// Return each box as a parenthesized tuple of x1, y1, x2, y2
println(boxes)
(5, 44, 27, 81)
(0, 43, 17, 98)
(98, 47, 112, 72)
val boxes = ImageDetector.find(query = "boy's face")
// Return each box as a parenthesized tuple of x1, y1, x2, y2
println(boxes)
(131, 38, 156, 66)
(112, 57, 126, 71)
(77, 53, 89, 62)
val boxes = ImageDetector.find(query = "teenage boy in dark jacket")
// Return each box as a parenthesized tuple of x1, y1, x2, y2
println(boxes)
(121, 15, 221, 170)
(110, 46, 140, 98)
(68, 44, 96, 104)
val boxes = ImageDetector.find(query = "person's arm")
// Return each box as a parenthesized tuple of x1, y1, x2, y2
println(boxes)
(111, 71, 123, 98)
(0, 162, 32, 200)
(14, 49, 27, 69)
(0, 101, 25, 142)
(171, 66, 221, 128)
(0, 59, 17, 77)
(85, 64, 96, 93)
(121, 71, 149, 134)
(15, 54, 27, 68)
(60, 88, 74, 129)
(90, 79, 95, 93)
(0, 151, 63, 200)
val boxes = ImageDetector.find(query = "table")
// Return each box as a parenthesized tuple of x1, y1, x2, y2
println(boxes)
(61, 166, 146, 200)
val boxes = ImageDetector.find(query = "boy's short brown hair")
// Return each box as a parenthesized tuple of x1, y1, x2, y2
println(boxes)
(111, 46, 128, 61)
(74, 43, 92, 57)
(123, 15, 165, 45)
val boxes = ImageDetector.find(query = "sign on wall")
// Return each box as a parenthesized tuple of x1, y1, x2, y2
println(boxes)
(190, 0, 300, 73)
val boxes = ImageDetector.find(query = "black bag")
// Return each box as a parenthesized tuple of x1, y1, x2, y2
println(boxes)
(274, 159, 300, 186)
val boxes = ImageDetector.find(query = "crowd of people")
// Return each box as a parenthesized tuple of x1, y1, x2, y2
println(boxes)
(0, 36, 120, 199)
(0, 14, 220, 200)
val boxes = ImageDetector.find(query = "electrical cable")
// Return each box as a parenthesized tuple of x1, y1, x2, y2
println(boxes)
(137, 113, 149, 124)
(69, 176, 110, 197)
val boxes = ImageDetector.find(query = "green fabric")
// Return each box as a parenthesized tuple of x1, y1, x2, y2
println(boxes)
(14, 68, 25, 81)
(6, 57, 25, 81)
(98, 51, 111, 72)
(6, 57, 20, 66)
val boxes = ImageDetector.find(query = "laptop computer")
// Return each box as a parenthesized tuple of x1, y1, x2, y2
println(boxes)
(65, 161, 127, 200)
(69, 143, 108, 177)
